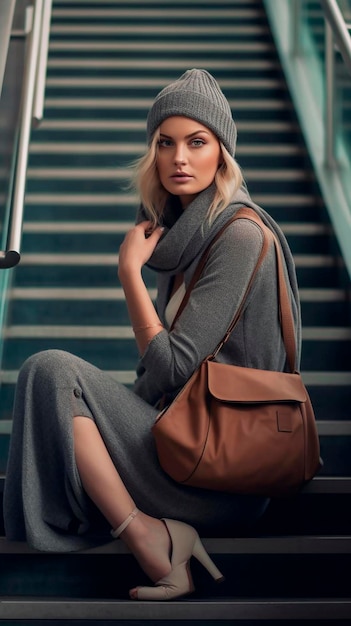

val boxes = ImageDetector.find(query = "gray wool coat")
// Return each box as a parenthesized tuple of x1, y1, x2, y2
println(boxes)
(4, 184, 300, 552)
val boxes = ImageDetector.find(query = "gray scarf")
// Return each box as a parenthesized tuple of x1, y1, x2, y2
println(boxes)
(137, 184, 296, 286)
(136, 183, 301, 359)
(136, 183, 301, 362)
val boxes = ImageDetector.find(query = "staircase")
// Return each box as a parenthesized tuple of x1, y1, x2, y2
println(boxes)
(0, 0, 351, 621)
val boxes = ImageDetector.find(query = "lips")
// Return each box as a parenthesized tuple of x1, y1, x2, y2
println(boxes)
(171, 172, 192, 182)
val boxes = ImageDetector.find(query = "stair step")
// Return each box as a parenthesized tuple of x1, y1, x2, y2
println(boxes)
(3, 325, 351, 341)
(28, 166, 312, 178)
(5, 286, 348, 326)
(2, 535, 351, 555)
(35, 119, 300, 130)
(27, 161, 306, 184)
(47, 57, 281, 72)
(1, 338, 138, 371)
(1, 370, 350, 422)
(0, 357, 343, 384)
(28, 144, 300, 156)
(53, 0, 260, 4)
(41, 107, 295, 125)
(54, 0, 262, 3)
(9, 287, 344, 298)
(45, 85, 288, 103)
(40, 99, 291, 111)
(48, 41, 274, 53)
(20, 192, 325, 224)
(17, 228, 332, 257)
(50, 25, 269, 37)
(45, 77, 281, 88)
(28, 129, 304, 144)
(0, 537, 351, 606)
(0, 473, 350, 494)
(8, 253, 344, 290)
(0, 597, 350, 621)
(52, 5, 264, 18)
(17, 220, 328, 234)
(52, 4, 264, 12)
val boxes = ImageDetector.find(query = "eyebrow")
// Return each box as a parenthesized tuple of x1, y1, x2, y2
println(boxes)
(159, 130, 210, 139)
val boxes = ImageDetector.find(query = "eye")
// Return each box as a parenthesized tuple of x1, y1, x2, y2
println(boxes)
(158, 138, 173, 148)
(191, 138, 206, 147)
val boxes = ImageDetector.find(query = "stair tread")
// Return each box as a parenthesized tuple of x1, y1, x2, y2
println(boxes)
(1, 475, 351, 493)
(0, 596, 350, 621)
(3, 325, 351, 343)
(1, 535, 351, 555)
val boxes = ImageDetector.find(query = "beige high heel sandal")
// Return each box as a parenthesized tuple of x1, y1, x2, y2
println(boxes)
(111, 509, 225, 601)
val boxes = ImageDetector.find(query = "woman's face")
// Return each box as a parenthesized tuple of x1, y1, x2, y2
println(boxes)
(156, 116, 222, 209)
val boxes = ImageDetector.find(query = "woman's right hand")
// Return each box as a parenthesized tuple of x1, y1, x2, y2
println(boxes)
(118, 221, 164, 281)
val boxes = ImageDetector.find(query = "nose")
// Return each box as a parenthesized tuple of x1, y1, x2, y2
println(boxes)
(174, 143, 186, 165)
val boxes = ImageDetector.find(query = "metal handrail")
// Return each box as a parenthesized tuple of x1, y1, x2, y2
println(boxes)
(320, 0, 351, 167)
(320, 0, 351, 75)
(0, 1, 16, 99)
(0, 0, 52, 269)
(33, 0, 53, 124)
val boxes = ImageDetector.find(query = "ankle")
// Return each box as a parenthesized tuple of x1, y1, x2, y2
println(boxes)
(123, 515, 172, 585)
(121, 512, 159, 546)
(111, 507, 139, 539)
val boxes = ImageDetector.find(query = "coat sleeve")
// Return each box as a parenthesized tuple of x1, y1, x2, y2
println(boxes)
(133, 218, 266, 405)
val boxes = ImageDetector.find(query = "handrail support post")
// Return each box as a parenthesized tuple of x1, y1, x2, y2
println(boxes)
(325, 21, 337, 168)
(292, 0, 302, 57)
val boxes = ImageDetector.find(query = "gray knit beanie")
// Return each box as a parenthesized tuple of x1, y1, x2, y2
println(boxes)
(146, 68, 237, 157)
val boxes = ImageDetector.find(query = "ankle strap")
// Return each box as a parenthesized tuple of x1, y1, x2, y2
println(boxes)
(111, 507, 139, 539)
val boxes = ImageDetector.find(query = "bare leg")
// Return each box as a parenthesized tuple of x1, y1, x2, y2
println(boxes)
(73, 416, 171, 587)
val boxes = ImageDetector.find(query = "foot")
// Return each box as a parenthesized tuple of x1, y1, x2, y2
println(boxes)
(126, 518, 224, 601)
(119, 511, 172, 598)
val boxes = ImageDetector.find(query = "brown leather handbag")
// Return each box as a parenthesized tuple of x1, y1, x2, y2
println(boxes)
(152, 208, 322, 497)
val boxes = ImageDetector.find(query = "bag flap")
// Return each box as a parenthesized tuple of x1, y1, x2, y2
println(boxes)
(207, 361, 307, 403)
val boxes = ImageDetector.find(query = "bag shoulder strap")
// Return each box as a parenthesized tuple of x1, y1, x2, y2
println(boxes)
(170, 207, 297, 373)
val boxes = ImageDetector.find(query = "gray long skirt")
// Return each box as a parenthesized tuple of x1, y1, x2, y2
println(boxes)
(4, 349, 268, 552)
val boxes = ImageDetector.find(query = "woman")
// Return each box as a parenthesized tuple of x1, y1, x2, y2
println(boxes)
(4, 69, 301, 601)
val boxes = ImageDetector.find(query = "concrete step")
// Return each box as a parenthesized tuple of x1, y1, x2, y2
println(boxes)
(0, 536, 351, 620)
(0, 597, 350, 622)
(4, 285, 348, 327)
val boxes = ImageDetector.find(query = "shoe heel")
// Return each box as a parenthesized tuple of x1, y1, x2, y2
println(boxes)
(192, 536, 224, 582)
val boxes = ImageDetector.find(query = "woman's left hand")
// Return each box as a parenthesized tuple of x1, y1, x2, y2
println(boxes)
(118, 221, 164, 278)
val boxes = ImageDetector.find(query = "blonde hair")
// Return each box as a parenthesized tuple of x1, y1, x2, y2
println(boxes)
(131, 127, 243, 227)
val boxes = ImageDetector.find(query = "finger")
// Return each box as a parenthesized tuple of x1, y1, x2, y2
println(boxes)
(143, 222, 158, 238)
(147, 225, 164, 242)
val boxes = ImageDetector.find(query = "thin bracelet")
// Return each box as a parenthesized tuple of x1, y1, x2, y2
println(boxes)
(133, 322, 164, 333)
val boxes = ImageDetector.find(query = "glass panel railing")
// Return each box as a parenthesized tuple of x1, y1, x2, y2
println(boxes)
(334, 1, 351, 199)
(263, 0, 351, 279)
(303, 0, 351, 200)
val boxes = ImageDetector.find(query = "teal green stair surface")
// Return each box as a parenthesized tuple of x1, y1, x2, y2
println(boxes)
(0, 0, 350, 621)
